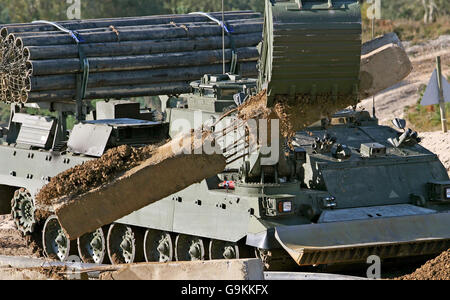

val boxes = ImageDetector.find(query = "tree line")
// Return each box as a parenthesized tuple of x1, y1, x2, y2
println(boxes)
(0, 1, 448, 26)
(0, 0, 264, 24)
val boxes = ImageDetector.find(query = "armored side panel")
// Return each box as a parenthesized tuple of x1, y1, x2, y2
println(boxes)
(259, 0, 362, 106)
(13, 113, 56, 149)
(0, 145, 91, 196)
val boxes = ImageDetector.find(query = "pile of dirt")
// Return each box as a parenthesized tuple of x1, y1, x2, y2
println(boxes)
(35, 143, 161, 207)
(397, 249, 450, 280)
(237, 90, 271, 120)
(0, 268, 52, 280)
(35, 266, 67, 280)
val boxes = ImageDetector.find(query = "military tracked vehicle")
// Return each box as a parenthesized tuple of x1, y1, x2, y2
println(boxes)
(1, 0, 449, 269)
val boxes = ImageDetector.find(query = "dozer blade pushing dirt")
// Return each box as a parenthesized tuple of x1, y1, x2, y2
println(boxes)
(52, 135, 226, 240)
(275, 212, 450, 266)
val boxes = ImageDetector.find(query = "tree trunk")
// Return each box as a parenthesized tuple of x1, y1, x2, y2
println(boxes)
(428, 0, 438, 23)
(423, 0, 430, 24)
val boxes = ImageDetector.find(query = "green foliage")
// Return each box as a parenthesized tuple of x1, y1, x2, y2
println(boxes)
(0, 1, 448, 24)
(381, 0, 449, 21)
(163, 0, 264, 14)
(0, 103, 10, 126)
(405, 83, 450, 132)
(0, 102, 78, 129)
(407, 102, 450, 132)
(0, 0, 263, 24)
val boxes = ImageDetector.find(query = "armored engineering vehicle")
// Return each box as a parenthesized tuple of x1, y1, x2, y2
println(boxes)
(1, 0, 449, 268)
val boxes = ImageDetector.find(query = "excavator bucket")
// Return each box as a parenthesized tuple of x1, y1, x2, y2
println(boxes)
(275, 212, 450, 266)
(259, 0, 362, 107)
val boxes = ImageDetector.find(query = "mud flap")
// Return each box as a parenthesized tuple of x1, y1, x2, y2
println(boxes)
(275, 212, 450, 266)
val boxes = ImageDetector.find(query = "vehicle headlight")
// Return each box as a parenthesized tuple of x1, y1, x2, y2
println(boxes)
(428, 181, 450, 202)
(264, 197, 294, 217)
(279, 201, 292, 213)
(322, 196, 337, 208)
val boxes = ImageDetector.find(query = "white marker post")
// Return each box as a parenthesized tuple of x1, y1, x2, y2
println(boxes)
(421, 56, 450, 133)
(436, 56, 448, 133)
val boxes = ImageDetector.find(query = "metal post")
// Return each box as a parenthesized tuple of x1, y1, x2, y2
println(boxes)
(436, 56, 448, 133)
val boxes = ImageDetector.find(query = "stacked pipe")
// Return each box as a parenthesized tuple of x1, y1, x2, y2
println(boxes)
(0, 11, 262, 104)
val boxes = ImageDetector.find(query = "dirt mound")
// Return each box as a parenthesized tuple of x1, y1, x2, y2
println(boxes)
(35, 143, 161, 207)
(397, 249, 450, 280)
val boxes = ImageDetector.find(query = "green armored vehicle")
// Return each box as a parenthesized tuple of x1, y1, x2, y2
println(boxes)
(0, 0, 449, 268)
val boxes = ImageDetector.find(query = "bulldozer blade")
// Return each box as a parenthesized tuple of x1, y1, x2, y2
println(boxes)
(359, 42, 412, 99)
(275, 212, 450, 266)
(54, 138, 226, 240)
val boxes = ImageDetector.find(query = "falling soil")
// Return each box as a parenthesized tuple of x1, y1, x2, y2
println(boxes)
(238, 90, 359, 139)
(396, 249, 450, 280)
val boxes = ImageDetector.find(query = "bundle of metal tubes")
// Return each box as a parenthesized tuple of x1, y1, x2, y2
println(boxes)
(0, 11, 262, 104)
